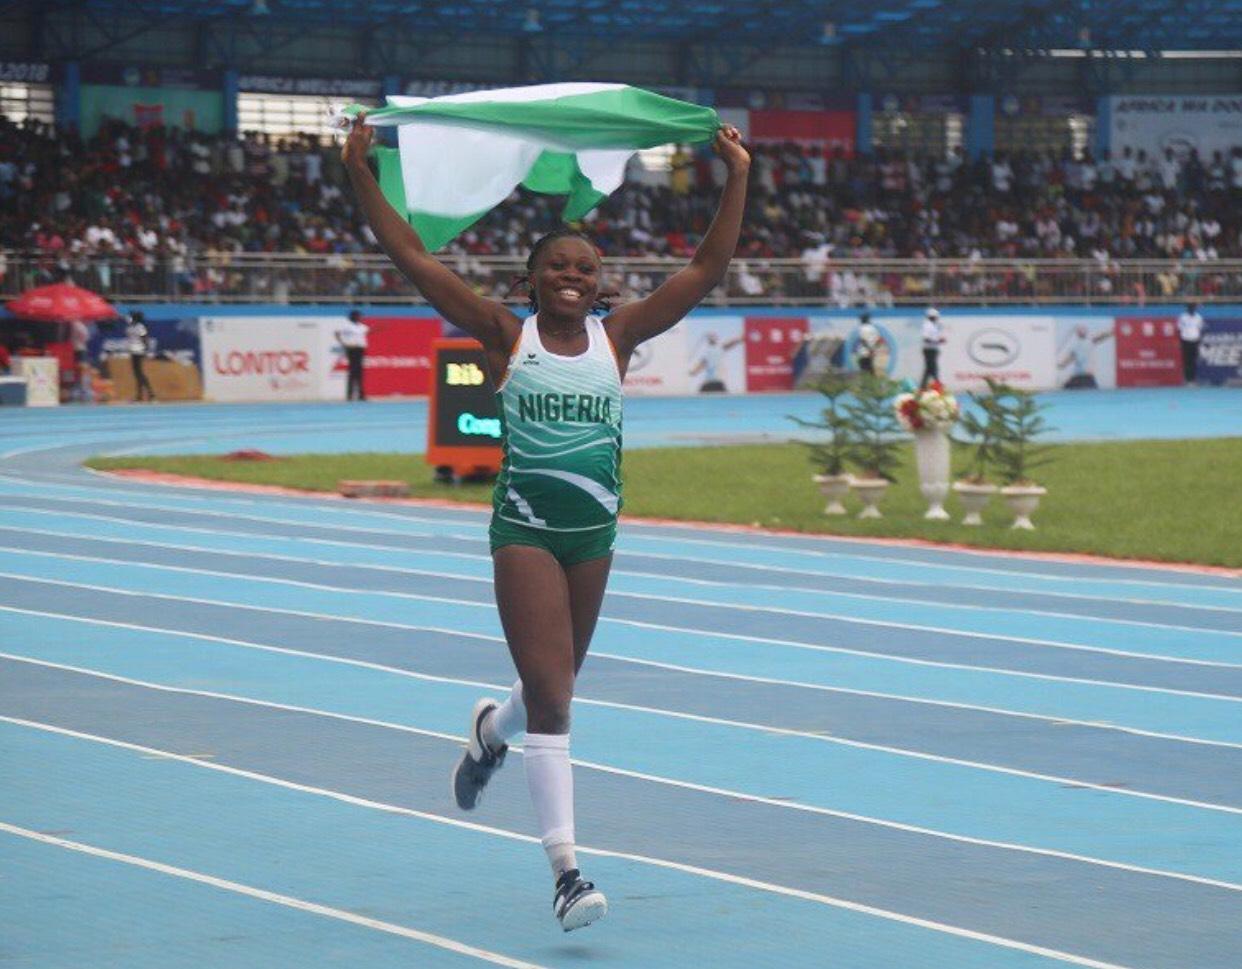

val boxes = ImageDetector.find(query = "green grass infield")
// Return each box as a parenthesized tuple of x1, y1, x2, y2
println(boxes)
(87, 438, 1242, 569)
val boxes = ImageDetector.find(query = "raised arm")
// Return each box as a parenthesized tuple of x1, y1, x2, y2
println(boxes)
(606, 127, 750, 359)
(342, 118, 519, 352)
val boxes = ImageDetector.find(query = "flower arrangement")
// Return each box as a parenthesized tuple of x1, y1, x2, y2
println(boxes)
(894, 381, 960, 432)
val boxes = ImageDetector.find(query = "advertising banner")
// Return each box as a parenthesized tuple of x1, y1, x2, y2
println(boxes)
(748, 109, 855, 154)
(238, 74, 382, 97)
(938, 316, 1057, 391)
(1109, 95, 1242, 160)
(744, 317, 808, 392)
(81, 85, 223, 136)
(1197, 318, 1242, 386)
(623, 323, 692, 396)
(90, 318, 202, 371)
(365, 316, 440, 397)
(827, 315, 926, 383)
(0, 61, 55, 83)
(1114, 316, 1182, 387)
(201, 316, 323, 402)
(685, 317, 746, 393)
(1054, 317, 1117, 390)
(319, 315, 442, 399)
(878, 93, 967, 116)
(90, 317, 204, 401)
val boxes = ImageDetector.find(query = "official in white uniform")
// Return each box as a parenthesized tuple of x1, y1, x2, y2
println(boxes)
(854, 311, 881, 375)
(126, 311, 155, 402)
(1177, 302, 1205, 385)
(336, 309, 369, 401)
(920, 307, 945, 388)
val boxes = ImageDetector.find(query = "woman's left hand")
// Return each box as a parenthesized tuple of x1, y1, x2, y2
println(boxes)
(714, 125, 750, 175)
(342, 113, 374, 171)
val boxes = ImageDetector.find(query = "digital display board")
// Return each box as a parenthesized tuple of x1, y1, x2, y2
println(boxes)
(426, 339, 503, 475)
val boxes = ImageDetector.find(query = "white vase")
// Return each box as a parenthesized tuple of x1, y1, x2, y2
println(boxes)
(952, 480, 998, 526)
(913, 428, 951, 520)
(850, 477, 889, 518)
(813, 473, 852, 515)
(1000, 484, 1047, 530)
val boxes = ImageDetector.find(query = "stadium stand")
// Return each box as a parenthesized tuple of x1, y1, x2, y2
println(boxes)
(6, 114, 1242, 306)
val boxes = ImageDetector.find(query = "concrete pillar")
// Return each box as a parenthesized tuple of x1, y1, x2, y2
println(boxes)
(222, 69, 239, 135)
(856, 92, 872, 156)
(966, 93, 995, 159)
(56, 61, 80, 130)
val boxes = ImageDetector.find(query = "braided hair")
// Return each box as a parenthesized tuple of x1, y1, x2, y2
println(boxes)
(507, 227, 615, 315)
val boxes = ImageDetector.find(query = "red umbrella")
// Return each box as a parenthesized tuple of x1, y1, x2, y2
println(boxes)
(5, 283, 119, 324)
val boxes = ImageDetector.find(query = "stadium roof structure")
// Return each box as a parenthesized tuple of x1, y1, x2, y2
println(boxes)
(31, 0, 1242, 53)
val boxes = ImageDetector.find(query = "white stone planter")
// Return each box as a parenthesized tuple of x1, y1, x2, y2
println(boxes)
(1000, 484, 1047, 530)
(913, 428, 951, 520)
(952, 480, 998, 526)
(850, 477, 889, 519)
(812, 473, 852, 515)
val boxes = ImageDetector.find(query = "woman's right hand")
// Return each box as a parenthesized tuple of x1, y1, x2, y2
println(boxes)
(342, 114, 374, 170)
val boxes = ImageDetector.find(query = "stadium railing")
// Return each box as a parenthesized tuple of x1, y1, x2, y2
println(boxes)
(3, 251, 1240, 306)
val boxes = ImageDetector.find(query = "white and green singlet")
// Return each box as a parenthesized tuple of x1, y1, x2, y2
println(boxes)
(492, 315, 624, 531)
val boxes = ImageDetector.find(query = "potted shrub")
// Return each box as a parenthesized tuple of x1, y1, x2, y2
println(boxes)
(843, 375, 903, 518)
(791, 373, 854, 515)
(951, 387, 1001, 526)
(894, 379, 960, 520)
(988, 381, 1054, 529)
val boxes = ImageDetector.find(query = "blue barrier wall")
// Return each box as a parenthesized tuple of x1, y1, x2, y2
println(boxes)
(107, 304, 1242, 395)
(123, 303, 1242, 321)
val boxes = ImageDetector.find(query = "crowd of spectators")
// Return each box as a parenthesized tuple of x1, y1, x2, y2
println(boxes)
(6, 113, 1242, 303)
(0, 115, 367, 300)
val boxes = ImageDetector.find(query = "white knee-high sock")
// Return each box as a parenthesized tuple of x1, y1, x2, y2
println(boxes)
(483, 680, 526, 750)
(523, 732, 577, 877)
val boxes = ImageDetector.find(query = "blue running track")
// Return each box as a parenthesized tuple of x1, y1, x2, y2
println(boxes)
(1, 391, 1240, 969)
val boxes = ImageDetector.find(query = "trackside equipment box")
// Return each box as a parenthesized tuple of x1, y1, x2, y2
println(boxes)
(426, 338, 503, 478)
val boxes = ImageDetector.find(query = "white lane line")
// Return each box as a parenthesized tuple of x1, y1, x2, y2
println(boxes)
(5, 602, 1238, 752)
(0, 481, 486, 531)
(3, 628, 1240, 817)
(5, 480, 1238, 612)
(6, 650, 1242, 888)
(0, 716, 1149, 969)
(0, 419, 421, 461)
(2, 544, 1236, 673)
(621, 547, 1242, 615)
(3, 569, 1238, 713)
(4, 476, 1239, 597)
(1, 518, 1235, 641)
(9, 504, 1242, 616)
(620, 529, 1242, 592)
(0, 821, 550, 969)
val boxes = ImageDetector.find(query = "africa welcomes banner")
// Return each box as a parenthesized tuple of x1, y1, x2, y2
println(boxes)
(1197, 318, 1242, 386)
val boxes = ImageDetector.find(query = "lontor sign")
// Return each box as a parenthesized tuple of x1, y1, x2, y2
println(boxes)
(426, 338, 502, 478)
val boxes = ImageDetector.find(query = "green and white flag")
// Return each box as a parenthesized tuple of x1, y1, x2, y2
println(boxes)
(337, 83, 719, 250)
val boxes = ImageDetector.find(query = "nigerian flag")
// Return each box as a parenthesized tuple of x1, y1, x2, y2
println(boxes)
(338, 83, 720, 250)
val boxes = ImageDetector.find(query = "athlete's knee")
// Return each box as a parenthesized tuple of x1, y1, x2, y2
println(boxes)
(522, 682, 572, 734)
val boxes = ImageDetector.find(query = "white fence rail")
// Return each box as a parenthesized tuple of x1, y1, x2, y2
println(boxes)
(3, 251, 1240, 306)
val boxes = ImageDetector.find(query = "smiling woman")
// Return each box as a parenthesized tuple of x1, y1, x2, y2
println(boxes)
(342, 108, 750, 933)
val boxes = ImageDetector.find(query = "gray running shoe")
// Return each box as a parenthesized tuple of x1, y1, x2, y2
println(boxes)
(451, 698, 507, 810)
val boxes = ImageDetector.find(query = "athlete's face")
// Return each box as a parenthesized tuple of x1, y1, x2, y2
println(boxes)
(534, 238, 601, 319)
